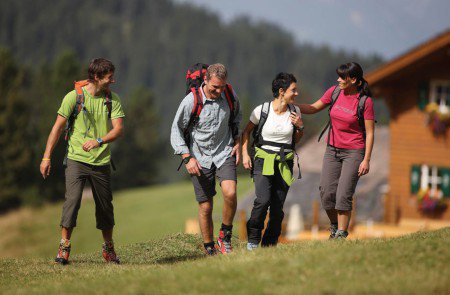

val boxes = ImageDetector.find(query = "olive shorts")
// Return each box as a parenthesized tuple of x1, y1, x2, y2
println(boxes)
(60, 159, 115, 230)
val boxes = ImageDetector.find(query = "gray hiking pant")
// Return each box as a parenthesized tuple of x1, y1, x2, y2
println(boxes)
(60, 159, 115, 230)
(319, 145, 364, 211)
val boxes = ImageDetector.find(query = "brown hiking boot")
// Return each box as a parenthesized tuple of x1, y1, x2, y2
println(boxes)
(55, 239, 71, 265)
(102, 240, 120, 264)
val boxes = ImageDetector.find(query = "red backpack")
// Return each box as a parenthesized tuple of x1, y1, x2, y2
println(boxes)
(183, 63, 238, 144)
(177, 64, 238, 171)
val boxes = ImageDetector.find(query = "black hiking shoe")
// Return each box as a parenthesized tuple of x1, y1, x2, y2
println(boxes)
(334, 230, 349, 239)
(329, 224, 338, 240)
(204, 245, 217, 256)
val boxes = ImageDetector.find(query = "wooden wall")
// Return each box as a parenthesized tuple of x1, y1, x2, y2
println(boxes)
(377, 57, 450, 223)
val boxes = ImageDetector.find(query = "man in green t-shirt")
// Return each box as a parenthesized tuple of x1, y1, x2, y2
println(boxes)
(40, 58, 125, 265)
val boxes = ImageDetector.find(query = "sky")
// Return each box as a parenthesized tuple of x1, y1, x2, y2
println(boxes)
(174, 0, 450, 59)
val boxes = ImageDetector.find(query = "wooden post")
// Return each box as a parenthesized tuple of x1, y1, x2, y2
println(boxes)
(239, 210, 247, 241)
(312, 200, 319, 228)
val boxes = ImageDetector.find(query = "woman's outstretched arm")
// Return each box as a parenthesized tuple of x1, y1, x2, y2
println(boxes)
(295, 99, 328, 114)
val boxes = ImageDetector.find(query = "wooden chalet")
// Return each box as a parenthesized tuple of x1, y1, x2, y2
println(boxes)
(366, 29, 450, 223)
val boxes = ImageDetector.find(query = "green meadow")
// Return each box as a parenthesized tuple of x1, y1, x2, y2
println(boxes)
(0, 177, 253, 259)
(1, 178, 449, 294)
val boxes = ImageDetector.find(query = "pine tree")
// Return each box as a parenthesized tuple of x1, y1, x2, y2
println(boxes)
(0, 48, 32, 211)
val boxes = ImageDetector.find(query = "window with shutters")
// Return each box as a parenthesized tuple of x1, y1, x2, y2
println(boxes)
(411, 164, 450, 212)
(420, 81, 450, 136)
(429, 81, 450, 108)
(421, 165, 443, 197)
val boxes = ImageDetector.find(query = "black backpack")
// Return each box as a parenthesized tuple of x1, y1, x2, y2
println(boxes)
(318, 85, 369, 143)
(250, 101, 301, 179)
(252, 101, 297, 151)
(177, 63, 238, 170)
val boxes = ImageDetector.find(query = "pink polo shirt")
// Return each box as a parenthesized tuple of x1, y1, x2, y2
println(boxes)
(320, 86, 375, 149)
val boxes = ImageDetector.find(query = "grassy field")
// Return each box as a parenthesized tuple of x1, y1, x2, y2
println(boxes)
(0, 228, 449, 294)
(0, 176, 254, 258)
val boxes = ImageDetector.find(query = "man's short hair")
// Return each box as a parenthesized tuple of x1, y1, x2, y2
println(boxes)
(205, 63, 227, 81)
(88, 58, 115, 80)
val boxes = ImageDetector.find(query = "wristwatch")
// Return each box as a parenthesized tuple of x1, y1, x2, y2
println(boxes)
(96, 138, 104, 147)
(183, 155, 192, 164)
(296, 125, 305, 131)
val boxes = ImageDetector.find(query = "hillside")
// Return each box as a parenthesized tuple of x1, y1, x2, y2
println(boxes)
(1, 228, 449, 294)
(0, 178, 253, 258)
(0, 0, 386, 210)
(0, 0, 382, 115)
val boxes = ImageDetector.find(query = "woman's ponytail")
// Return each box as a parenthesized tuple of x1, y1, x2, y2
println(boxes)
(359, 78, 372, 97)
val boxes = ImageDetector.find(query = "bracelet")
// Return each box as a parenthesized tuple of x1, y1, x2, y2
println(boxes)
(42, 158, 51, 161)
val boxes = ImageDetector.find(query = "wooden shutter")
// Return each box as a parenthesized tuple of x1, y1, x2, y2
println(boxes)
(418, 82, 429, 111)
(410, 165, 421, 194)
(440, 167, 450, 197)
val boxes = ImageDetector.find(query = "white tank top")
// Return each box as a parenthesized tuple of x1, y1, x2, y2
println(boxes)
(250, 102, 301, 152)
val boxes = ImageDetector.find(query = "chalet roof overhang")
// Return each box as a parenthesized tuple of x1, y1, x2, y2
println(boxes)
(366, 30, 450, 88)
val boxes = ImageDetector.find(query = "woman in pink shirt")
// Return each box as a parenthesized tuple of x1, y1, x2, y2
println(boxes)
(299, 62, 375, 239)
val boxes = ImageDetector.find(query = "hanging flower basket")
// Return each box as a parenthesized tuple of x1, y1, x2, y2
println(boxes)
(417, 188, 447, 213)
(425, 102, 450, 136)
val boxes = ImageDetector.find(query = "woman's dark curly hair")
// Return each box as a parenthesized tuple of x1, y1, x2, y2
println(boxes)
(272, 72, 297, 98)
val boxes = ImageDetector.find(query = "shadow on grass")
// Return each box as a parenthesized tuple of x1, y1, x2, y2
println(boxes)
(72, 233, 208, 266)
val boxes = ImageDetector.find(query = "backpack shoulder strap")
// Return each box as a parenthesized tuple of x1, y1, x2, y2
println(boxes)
(357, 94, 368, 129)
(330, 85, 341, 109)
(253, 102, 270, 146)
(224, 84, 239, 138)
(191, 86, 203, 118)
(259, 101, 270, 126)
(63, 80, 88, 166)
(183, 86, 203, 140)
(287, 104, 297, 149)
(64, 80, 88, 141)
(73, 80, 89, 116)
(287, 103, 297, 114)
(317, 85, 340, 142)
(223, 83, 235, 111)
(104, 90, 113, 119)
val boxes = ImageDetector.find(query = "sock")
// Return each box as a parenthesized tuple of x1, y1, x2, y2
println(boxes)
(221, 223, 233, 232)
(204, 242, 215, 249)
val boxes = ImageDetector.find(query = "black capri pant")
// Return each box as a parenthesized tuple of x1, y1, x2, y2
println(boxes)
(247, 157, 293, 246)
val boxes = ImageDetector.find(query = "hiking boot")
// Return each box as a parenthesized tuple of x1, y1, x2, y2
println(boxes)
(247, 242, 259, 251)
(204, 244, 217, 256)
(334, 230, 349, 239)
(55, 239, 71, 265)
(329, 224, 338, 240)
(217, 229, 233, 254)
(102, 241, 120, 264)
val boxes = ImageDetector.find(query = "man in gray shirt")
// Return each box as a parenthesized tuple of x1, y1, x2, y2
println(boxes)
(171, 63, 241, 255)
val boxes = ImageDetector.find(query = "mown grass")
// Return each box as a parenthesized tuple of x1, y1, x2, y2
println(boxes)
(0, 228, 449, 294)
(0, 176, 253, 258)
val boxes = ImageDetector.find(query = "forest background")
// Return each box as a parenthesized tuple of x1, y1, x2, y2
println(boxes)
(0, 0, 385, 211)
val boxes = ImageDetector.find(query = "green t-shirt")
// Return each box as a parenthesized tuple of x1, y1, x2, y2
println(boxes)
(58, 87, 125, 166)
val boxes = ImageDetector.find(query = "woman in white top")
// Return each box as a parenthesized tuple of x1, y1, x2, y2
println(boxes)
(242, 72, 304, 250)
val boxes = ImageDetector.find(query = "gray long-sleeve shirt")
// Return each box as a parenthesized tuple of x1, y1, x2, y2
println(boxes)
(170, 85, 242, 169)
